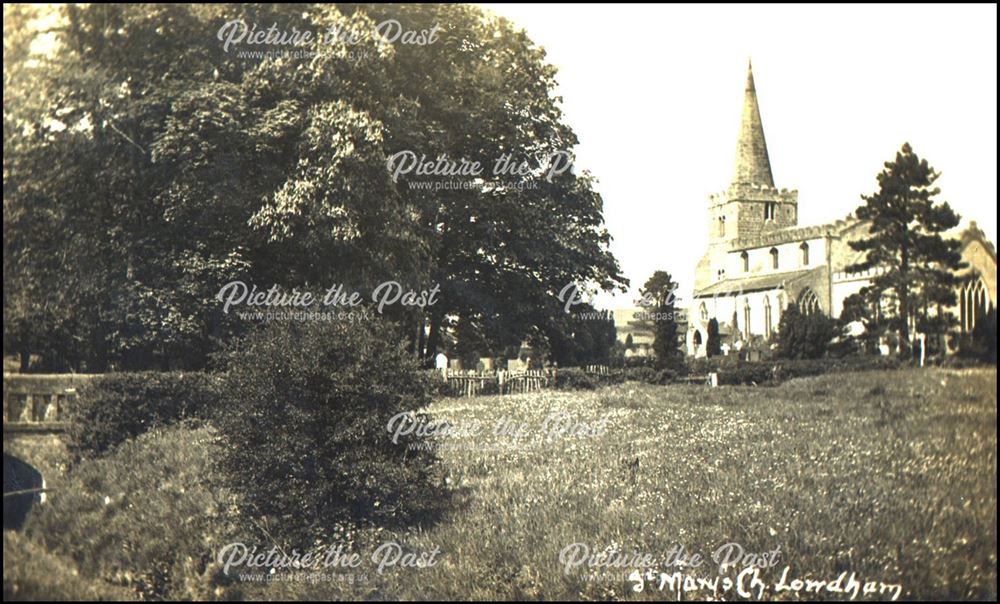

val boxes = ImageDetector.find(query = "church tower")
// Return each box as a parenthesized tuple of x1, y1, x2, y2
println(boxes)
(707, 61, 798, 245)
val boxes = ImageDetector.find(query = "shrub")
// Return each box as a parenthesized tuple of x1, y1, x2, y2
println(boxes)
(685, 356, 733, 376)
(653, 369, 679, 384)
(213, 318, 443, 547)
(775, 304, 840, 359)
(25, 423, 239, 600)
(717, 363, 775, 386)
(958, 308, 998, 364)
(68, 371, 220, 459)
(623, 366, 657, 383)
(422, 370, 452, 397)
(4, 531, 136, 601)
(624, 355, 656, 369)
(706, 318, 721, 357)
(623, 367, 677, 385)
(555, 367, 598, 390)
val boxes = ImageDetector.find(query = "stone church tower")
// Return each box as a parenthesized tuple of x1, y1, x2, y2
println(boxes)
(686, 62, 997, 358)
(697, 61, 799, 292)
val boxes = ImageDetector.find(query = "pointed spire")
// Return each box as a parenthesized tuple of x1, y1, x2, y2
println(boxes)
(732, 60, 775, 187)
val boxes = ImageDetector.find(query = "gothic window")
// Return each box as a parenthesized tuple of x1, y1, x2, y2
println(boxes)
(960, 277, 990, 334)
(798, 288, 820, 315)
(770, 247, 779, 270)
(699, 302, 708, 322)
(741, 251, 749, 272)
(799, 242, 809, 266)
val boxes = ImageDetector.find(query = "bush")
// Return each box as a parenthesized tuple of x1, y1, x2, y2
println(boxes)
(623, 367, 677, 385)
(213, 318, 444, 547)
(422, 370, 452, 397)
(776, 304, 840, 359)
(68, 371, 220, 459)
(685, 356, 735, 376)
(554, 367, 598, 390)
(624, 366, 657, 383)
(24, 423, 239, 600)
(717, 363, 775, 386)
(958, 308, 998, 364)
(624, 355, 656, 368)
(680, 355, 906, 387)
(706, 318, 721, 357)
(4, 531, 136, 601)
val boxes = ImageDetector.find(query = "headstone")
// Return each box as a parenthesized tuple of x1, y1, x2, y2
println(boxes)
(435, 352, 448, 378)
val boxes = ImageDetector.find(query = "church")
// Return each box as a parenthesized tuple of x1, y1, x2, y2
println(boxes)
(685, 63, 997, 357)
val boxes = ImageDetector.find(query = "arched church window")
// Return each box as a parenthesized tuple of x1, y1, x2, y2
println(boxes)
(770, 247, 779, 270)
(699, 302, 708, 322)
(798, 288, 820, 315)
(718, 215, 726, 237)
(961, 277, 991, 333)
(799, 242, 809, 266)
(741, 251, 749, 272)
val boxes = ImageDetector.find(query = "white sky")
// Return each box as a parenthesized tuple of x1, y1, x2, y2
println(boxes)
(480, 3, 998, 308)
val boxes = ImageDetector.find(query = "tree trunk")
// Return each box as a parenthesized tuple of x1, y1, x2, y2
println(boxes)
(425, 308, 445, 364)
(899, 244, 911, 357)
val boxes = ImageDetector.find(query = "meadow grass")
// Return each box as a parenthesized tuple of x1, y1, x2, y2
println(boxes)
(262, 368, 997, 601)
(6, 368, 995, 601)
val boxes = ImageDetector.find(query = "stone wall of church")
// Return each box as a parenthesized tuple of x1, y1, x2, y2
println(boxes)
(688, 289, 788, 356)
(831, 269, 880, 319)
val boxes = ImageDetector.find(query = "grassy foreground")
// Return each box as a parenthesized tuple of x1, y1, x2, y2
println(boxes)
(5, 368, 997, 601)
(263, 367, 997, 600)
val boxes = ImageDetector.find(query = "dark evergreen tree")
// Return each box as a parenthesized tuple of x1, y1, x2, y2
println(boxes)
(847, 143, 966, 356)
(776, 303, 839, 360)
(706, 318, 721, 357)
(640, 271, 682, 370)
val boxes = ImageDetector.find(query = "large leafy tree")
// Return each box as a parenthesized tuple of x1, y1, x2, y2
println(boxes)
(4, 4, 624, 370)
(846, 143, 965, 356)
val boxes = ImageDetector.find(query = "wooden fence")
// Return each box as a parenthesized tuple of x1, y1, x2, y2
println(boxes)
(3, 374, 99, 432)
(443, 369, 556, 397)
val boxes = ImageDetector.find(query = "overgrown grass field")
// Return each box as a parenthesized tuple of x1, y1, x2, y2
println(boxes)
(264, 368, 997, 600)
(6, 368, 996, 601)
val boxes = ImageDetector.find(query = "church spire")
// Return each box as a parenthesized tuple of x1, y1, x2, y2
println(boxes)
(732, 60, 775, 187)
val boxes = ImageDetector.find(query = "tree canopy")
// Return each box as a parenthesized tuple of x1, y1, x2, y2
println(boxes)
(4, 4, 625, 370)
(846, 143, 965, 356)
